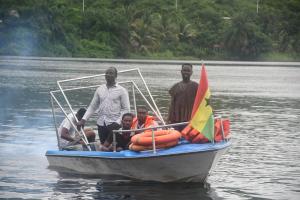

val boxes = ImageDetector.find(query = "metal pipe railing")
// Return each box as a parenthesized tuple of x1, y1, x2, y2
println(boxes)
(51, 80, 164, 124)
(112, 122, 189, 153)
(131, 81, 164, 123)
(55, 69, 141, 151)
(57, 68, 139, 83)
(215, 115, 226, 141)
(151, 129, 156, 154)
(113, 122, 188, 134)
(55, 71, 140, 151)
(51, 81, 134, 93)
(52, 68, 164, 125)
(132, 84, 137, 116)
(111, 116, 227, 153)
(137, 69, 165, 125)
(50, 96, 61, 150)
(55, 82, 91, 150)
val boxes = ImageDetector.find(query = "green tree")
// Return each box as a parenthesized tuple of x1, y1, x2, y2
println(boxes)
(224, 13, 272, 59)
(0, 0, 298, 60)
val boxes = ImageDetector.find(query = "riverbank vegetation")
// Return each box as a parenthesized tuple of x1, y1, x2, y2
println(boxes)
(0, 0, 299, 61)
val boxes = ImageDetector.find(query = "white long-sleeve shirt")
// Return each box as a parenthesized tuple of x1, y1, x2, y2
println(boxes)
(83, 84, 130, 126)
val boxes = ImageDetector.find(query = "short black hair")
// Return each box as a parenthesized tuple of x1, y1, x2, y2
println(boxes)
(137, 105, 148, 112)
(182, 63, 193, 69)
(77, 108, 86, 119)
(122, 112, 134, 120)
(107, 67, 118, 76)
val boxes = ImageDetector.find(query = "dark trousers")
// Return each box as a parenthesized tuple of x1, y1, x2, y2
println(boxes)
(97, 122, 121, 144)
(174, 123, 186, 132)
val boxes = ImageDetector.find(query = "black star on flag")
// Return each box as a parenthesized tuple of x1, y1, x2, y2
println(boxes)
(205, 97, 211, 107)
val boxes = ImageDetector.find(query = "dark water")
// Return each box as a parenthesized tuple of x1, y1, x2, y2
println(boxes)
(0, 58, 299, 200)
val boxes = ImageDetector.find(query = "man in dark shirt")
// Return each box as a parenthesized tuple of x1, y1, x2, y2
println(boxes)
(168, 63, 198, 131)
(102, 113, 134, 151)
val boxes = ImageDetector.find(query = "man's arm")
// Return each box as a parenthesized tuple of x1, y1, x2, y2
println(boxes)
(60, 127, 75, 142)
(117, 88, 130, 124)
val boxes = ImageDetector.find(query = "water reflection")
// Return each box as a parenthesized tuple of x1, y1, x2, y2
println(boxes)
(51, 178, 216, 200)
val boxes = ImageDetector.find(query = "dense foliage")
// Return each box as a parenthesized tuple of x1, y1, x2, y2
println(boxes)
(0, 0, 299, 60)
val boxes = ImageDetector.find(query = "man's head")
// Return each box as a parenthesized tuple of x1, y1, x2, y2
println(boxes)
(137, 106, 148, 125)
(105, 67, 118, 86)
(76, 108, 86, 121)
(121, 113, 134, 130)
(181, 63, 193, 82)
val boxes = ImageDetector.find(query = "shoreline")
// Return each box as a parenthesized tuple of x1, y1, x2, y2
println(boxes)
(1, 56, 300, 67)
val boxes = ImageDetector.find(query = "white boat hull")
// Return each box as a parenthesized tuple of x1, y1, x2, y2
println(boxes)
(46, 142, 230, 182)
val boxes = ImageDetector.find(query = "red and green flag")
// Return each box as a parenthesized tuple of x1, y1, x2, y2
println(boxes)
(190, 64, 214, 141)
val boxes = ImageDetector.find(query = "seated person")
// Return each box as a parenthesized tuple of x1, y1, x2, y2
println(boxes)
(131, 106, 158, 134)
(102, 113, 134, 151)
(58, 108, 96, 150)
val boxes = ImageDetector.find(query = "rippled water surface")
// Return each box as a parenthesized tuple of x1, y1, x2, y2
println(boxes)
(0, 58, 299, 199)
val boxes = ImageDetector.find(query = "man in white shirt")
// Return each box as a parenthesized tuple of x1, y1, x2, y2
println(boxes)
(59, 108, 95, 150)
(77, 67, 130, 144)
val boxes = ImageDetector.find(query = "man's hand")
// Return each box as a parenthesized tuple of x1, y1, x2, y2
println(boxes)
(79, 140, 86, 145)
(77, 119, 86, 130)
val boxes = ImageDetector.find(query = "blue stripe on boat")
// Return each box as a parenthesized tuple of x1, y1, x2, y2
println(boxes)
(46, 141, 231, 159)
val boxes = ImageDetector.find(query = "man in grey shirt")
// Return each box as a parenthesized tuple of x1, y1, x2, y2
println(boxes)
(77, 67, 130, 144)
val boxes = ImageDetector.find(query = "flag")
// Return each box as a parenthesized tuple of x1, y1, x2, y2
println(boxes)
(190, 64, 214, 141)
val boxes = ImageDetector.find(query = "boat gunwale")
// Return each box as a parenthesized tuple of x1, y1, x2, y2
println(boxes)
(46, 140, 231, 160)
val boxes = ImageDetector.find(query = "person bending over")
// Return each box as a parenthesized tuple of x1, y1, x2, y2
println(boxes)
(59, 108, 95, 150)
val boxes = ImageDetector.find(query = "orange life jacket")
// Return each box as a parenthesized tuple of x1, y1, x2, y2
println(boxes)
(181, 119, 230, 143)
(131, 115, 157, 130)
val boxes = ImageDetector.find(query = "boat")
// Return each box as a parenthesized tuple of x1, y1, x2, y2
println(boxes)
(45, 68, 231, 183)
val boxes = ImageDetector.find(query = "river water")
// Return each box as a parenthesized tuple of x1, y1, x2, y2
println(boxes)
(0, 58, 299, 200)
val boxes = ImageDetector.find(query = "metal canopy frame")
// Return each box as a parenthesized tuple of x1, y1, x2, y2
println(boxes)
(50, 68, 166, 150)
